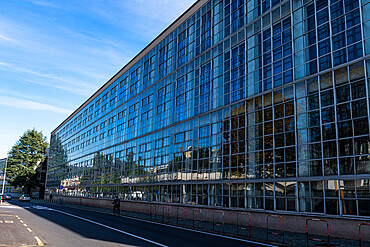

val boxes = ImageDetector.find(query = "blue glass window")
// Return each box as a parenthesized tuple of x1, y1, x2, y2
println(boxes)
(344, 0, 359, 13)
(273, 23, 281, 35)
(333, 48, 347, 66)
(319, 39, 331, 56)
(318, 24, 330, 41)
(264, 77, 273, 90)
(283, 43, 292, 57)
(274, 60, 283, 75)
(346, 9, 360, 28)
(282, 29, 291, 44)
(263, 52, 272, 65)
(331, 1, 343, 19)
(283, 17, 291, 30)
(283, 56, 292, 70)
(274, 74, 282, 87)
(274, 47, 282, 60)
(332, 32, 346, 51)
(347, 42, 362, 61)
(273, 34, 282, 49)
(284, 70, 293, 84)
(332, 16, 345, 35)
(317, 0, 328, 11)
(346, 25, 362, 45)
(319, 55, 332, 71)
(317, 8, 329, 26)
(307, 45, 317, 60)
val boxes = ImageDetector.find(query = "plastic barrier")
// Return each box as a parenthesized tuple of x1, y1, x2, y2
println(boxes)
(237, 212, 251, 237)
(177, 207, 185, 225)
(212, 210, 225, 232)
(192, 209, 202, 228)
(306, 218, 330, 247)
(149, 205, 156, 220)
(266, 215, 284, 243)
(162, 206, 169, 223)
(359, 223, 370, 247)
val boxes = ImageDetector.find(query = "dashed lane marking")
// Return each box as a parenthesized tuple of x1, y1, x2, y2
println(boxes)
(4, 220, 13, 223)
(20, 220, 24, 223)
(23, 224, 28, 227)
(34, 236, 44, 246)
(27, 228, 32, 232)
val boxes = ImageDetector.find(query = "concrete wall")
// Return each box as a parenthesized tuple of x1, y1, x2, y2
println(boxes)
(51, 195, 370, 240)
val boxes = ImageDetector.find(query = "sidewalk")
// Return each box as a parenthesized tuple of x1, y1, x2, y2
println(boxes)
(32, 199, 363, 247)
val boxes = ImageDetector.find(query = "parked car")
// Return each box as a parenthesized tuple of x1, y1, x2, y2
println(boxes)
(19, 194, 30, 202)
(5, 194, 11, 200)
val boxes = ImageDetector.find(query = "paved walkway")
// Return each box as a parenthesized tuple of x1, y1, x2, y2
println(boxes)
(30, 199, 365, 247)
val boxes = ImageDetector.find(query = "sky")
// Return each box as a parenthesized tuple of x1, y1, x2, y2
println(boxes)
(0, 0, 197, 158)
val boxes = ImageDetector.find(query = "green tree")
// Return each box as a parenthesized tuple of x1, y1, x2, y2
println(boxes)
(6, 129, 48, 194)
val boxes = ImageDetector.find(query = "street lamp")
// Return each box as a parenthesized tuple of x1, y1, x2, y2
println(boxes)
(1, 157, 8, 195)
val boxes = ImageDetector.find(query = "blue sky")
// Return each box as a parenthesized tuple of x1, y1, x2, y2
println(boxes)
(0, 0, 197, 158)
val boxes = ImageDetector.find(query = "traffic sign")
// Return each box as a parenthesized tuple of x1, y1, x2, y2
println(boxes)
(59, 185, 63, 189)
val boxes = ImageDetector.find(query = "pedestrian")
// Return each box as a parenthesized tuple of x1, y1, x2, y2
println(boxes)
(112, 196, 120, 215)
(50, 193, 53, 201)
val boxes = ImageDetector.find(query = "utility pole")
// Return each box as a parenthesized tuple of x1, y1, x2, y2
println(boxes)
(1, 158, 8, 195)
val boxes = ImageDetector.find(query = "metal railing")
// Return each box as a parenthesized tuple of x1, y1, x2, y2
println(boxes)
(149, 205, 156, 221)
(359, 223, 370, 247)
(212, 210, 225, 232)
(266, 214, 285, 243)
(306, 218, 330, 247)
(236, 212, 251, 238)
(192, 209, 202, 228)
(162, 206, 169, 223)
(176, 207, 185, 225)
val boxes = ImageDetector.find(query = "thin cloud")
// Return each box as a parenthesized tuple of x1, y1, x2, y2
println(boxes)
(0, 61, 96, 96)
(0, 95, 73, 114)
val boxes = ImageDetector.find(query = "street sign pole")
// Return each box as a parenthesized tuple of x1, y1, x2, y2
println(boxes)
(1, 158, 8, 195)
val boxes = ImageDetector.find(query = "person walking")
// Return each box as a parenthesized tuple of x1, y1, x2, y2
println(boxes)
(112, 196, 120, 215)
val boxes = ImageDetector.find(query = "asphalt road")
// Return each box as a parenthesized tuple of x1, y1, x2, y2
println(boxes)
(0, 200, 277, 247)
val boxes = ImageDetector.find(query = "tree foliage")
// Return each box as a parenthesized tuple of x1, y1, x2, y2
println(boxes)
(6, 129, 48, 193)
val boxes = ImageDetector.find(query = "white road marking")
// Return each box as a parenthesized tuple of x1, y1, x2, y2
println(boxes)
(27, 227, 32, 232)
(43, 205, 276, 247)
(48, 208, 168, 247)
(117, 213, 277, 247)
(34, 236, 44, 246)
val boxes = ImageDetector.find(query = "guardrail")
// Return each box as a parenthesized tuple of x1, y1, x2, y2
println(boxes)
(192, 209, 202, 228)
(359, 223, 370, 247)
(149, 205, 156, 221)
(176, 207, 185, 225)
(306, 218, 330, 247)
(162, 206, 169, 223)
(212, 210, 224, 232)
(266, 214, 284, 243)
(237, 212, 251, 237)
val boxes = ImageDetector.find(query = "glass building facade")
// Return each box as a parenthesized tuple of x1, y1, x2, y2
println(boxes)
(47, 0, 370, 217)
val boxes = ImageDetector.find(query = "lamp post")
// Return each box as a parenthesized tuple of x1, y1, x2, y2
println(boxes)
(1, 158, 8, 195)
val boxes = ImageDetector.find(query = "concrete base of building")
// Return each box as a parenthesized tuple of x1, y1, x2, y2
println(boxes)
(49, 195, 369, 240)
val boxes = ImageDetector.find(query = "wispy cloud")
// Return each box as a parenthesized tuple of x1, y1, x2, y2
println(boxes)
(0, 95, 73, 114)
(26, 0, 60, 8)
(0, 33, 17, 44)
(0, 61, 96, 96)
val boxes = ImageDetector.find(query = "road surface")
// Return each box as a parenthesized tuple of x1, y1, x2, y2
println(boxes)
(0, 200, 277, 247)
